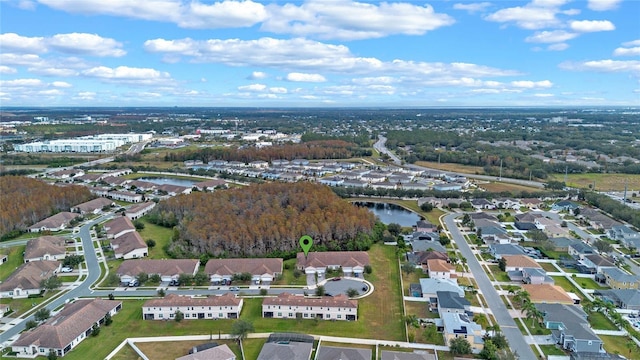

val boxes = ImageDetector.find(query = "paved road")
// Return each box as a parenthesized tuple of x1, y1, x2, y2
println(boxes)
(0, 215, 108, 345)
(443, 213, 537, 360)
(374, 135, 402, 166)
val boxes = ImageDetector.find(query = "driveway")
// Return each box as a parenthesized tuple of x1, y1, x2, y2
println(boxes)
(443, 213, 537, 360)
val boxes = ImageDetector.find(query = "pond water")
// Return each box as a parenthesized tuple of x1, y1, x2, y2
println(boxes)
(138, 177, 197, 187)
(354, 202, 421, 227)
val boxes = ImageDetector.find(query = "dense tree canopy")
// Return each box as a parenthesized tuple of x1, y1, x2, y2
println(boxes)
(148, 182, 377, 258)
(0, 176, 92, 239)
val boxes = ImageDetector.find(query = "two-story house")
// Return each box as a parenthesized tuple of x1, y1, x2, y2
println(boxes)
(143, 293, 242, 320)
(537, 303, 604, 354)
(262, 293, 357, 321)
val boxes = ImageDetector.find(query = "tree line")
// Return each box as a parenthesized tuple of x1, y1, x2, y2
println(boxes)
(147, 182, 377, 258)
(162, 140, 369, 163)
(0, 176, 93, 239)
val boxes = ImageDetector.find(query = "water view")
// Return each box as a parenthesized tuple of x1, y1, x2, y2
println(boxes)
(354, 202, 421, 227)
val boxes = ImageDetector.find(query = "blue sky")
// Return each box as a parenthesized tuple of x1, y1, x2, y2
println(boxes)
(1, 0, 639, 107)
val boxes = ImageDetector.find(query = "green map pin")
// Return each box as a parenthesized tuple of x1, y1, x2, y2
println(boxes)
(299, 235, 313, 258)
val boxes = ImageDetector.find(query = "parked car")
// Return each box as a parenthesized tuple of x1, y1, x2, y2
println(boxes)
(60, 267, 73, 273)
(128, 279, 139, 287)
(229, 286, 240, 291)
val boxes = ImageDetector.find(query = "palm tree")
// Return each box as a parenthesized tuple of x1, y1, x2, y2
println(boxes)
(514, 289, 530, 308)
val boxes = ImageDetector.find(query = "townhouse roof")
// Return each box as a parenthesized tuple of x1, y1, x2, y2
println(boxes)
(296, 251, 369, 269)
(515, 212, 543, 223)
(536, 303, 600, 341)
(262, 292, 357, 309)
(176, 344, 235, 360)
(24, 236, 66, 260)
(522, 284, 573, 304)
(125, 202, 156, 215)
(257, 341, 313, 360)
(470, 212, 498, 221)
(205, 258, 283, 276)
(111, 231, 147, 257)
(436, 291, 470, 310)
(144, 293, 241, 308)
(156, 184, 189, 194)
(427, 259, 454, 273)
(503, 255, 541, 269)
(12, 299, 121, 349)
(194, 179, 227, 189)
(129, 180, 156, 189)
(0, 261, 59, 292)
(521, 198, 543, 205)
(72, 197, 113, 213)
(117, 259, 199, 277)
(471, 198, 492, 206)
(109, 190, 142, 198)
(102, 176, 129, 186)
(29, 212, 79, 230)
(602, 267, 639, 283)
(316, 346, 371, 360)
(416, 220, 434, 228)
(381, 350, 435, 360)
(104, 216, 135, 237)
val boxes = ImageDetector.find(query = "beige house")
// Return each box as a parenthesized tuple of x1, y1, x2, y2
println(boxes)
(0, 261, 60, 299)
(116, 259, 199, 284)
(426, 259, 456, 281)
(11, 299, 122, 358)
(111, 231, 148, 260)
(71, 198, 114, 215)
(296, 251, 369, 284)
(205, 258, 283, 285)
(24, 236, 66, 263)
(262, 293, 357, 321)
(28, 212, 79, 233)
(103, 216, 136, 239)
(143, 293, 242, 320)
(125, 202, 156, 220)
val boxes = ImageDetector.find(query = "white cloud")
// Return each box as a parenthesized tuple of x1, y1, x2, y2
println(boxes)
(269, 87, 288, 94)
(262, 1, 455, 40)
(485, 1, 564, 30)
(73, 91, 96, 100)
(144, 37, 520, 81)
(569, 20, 615, 33)
(0, 65, 17, 74)
(511, 80, 553, 88)
(613, 47, 640, 57)
(248, 71, 267, 80)
(0, 32, 125, 57)
(81, 65, 172, 84)
(286, 72, 326, 82)
(39, 89, 63, 96)
(51, 81, 72, 88)
(238, 83, 267, 92)
(548, 43, 570, 51)
(525, 30, 578, 43)
(453, 2, 492, 13)
(179, 0, 267, 28)
(534, 93, 554, 97)
(559, 60, 640, 73)
(0, 78, 44, 87)
(623, 40, 640, 47)
(587, 0, 622, 11)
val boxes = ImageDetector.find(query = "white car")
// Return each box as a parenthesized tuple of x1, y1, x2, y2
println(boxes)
(60, 267, 73, 273)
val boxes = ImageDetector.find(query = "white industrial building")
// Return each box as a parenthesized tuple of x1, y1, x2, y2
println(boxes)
(13, 133, 152, 153)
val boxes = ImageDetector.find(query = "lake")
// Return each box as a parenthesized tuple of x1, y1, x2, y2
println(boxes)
(354, 202, 422, 227)
(138, 177, 198, 187)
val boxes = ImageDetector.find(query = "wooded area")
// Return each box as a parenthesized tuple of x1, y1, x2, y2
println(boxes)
(0, 176, 93, 239)
(162, 140, 369, 163)
(147, 182, 377, 258)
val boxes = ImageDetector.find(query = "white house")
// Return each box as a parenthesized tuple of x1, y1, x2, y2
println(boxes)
(142, 293, 242, 320)
(103, 216, 136, 239)
(108, 191, 143, 203)
(111, 231, 148, 260)
(11, 299, 122, 358)
(296, 251, 369, 284)
(204, 258, 282, 285)
(116, 259, 199, 284)
(262, 293, 358, 321)
(28, 212, 79, 233)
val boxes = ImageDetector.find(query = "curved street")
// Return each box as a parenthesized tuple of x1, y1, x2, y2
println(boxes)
(443, 213, 537, 360)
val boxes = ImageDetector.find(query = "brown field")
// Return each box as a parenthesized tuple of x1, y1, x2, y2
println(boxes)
(415, 161, 484, 175)
(478, 181, 541, 193)
(549, 173, 640, 192)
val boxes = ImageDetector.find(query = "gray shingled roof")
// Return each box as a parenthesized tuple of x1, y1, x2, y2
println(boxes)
(24, 236, 66, 260)
(257, 342, 313, 360)
(316, 346, 372, 360)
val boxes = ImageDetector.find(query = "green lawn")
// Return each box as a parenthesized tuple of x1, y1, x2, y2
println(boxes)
(600, 335, 639, 357)
(538, 344, 566, 356)
(402, 268, 427, 297)
(243, 338, 267, 360)
(136, 339, 242, 360)
(0, 245, 25, 281)
(3, 291, 58, 317)
(136, 218, 173, 259)
(588, 312, 618, 331)
(108, 344, 139, 360)
(551, 276, 584, 300)
(577, 277, 609, 290)
(405, 301, 433, 319)
(273, 259, 308, 286)
(516, 317, 552, 335)
(539, 262, 559, 272)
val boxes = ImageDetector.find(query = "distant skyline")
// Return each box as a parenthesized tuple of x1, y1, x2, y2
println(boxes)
(1, 0, 639, 107)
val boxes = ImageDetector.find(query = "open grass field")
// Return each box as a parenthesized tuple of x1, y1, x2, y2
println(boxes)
(404, 301, 431, 319)
(135, 339, 242, 360)
(415, 161, 484, 175)
(577, 277, 609, 290)
(478, 181, 541, 193)
(600, 335, 639, 357)
(550, 173, 640, 192)
(273, 258, 307, 286)
(136, 217, 173, 260)
(538, 344, 566, 356)
(109, 343, 141, 360)
(0, 245, 25, 281)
